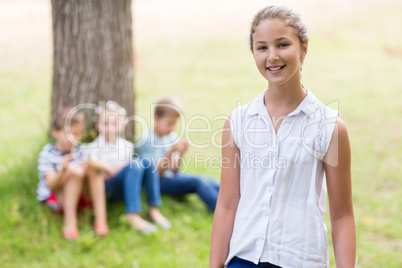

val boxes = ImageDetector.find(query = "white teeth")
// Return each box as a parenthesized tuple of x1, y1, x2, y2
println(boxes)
(267, 65, 284, 71)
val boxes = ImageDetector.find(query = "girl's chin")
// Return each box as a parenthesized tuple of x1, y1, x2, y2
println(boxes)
(104, 134, 118, 139)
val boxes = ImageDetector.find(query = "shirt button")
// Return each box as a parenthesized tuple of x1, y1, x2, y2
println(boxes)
(267, 188, 273, 194)
(258, 233, 264, 240)
(264, 210, 270, 216)
(285, 118, 291, 123)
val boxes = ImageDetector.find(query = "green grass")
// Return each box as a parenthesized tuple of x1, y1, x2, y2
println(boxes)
(1, 1, 402, 267)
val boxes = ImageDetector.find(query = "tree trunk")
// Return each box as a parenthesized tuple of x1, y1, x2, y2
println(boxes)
(51, 0, 134, 140)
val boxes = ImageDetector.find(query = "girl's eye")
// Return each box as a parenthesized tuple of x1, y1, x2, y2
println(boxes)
(278, 43, 289, 48)
(257, 46, 267, 50)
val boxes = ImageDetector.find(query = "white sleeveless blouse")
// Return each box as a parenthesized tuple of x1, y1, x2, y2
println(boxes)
(225, 89, 339, 268)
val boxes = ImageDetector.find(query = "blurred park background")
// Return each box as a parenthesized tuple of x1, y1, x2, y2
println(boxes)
(0, 0, 401, 267)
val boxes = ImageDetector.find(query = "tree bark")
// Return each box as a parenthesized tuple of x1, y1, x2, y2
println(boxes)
(51, 0, 134, 140)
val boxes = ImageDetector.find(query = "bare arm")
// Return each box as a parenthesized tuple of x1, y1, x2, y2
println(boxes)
(44, 154, 73, 191)
(170, 140, 188, 173)
(157, 140, 188, 176)
(157, 148, 174, 177)
(170, 151, 182, 173)
(324, 118, 356, 268)
(210, 118, 241, 268)
(45, 170, 67, 192)
(85, 159, 125, 179)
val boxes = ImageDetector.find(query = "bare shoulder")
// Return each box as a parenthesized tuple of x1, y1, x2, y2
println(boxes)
(324, 118, 351, 168)
(333, 118, 349, 139)
(222, 116, 234, 146)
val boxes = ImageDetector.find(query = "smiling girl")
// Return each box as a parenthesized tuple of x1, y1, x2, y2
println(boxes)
(210, 6, 356, 268)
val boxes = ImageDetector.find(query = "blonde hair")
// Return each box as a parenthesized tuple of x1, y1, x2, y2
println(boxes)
(249, 6, 309, 52)
(154, 96, 182, 118)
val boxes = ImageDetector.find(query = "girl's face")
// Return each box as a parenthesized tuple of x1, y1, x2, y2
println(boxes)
(98, 112, 126, 141)
(252, 19, 307, 87)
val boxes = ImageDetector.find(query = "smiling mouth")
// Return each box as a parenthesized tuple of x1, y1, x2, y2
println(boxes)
(266, 65, 286, 71)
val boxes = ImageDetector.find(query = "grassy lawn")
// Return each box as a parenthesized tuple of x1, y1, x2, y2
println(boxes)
(1, 0, 401, 267)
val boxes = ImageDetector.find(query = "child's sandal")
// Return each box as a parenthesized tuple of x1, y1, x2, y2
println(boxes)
(62, 227, 79, 241)
(93, 223, 109, 237)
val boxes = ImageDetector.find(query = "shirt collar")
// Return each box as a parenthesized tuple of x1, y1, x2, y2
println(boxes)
(50, 144, 69, 155)
(246, 88, 317, 118)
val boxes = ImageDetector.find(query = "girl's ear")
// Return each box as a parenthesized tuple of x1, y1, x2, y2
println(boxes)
(301, 41, 308, 62)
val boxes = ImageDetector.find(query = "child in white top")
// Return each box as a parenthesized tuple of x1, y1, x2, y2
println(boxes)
(80, 101, 170, 233)
(210, 6, 356, 268)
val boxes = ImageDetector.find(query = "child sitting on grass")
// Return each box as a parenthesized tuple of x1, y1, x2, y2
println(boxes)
(37, 107, 108, 240)
(79, 101, 170, 234)
(136, 97, 220, 212)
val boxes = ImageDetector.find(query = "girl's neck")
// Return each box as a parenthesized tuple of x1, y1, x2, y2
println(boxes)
(101, 133, 117, 146)
(153, 127, 164, 138)
(266, 80, 306, 108)
(55, 141, 72, 153)
(264, 81, 307, 134)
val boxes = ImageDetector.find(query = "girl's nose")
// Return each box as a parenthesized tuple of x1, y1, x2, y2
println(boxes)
(267, 48, 279, 63)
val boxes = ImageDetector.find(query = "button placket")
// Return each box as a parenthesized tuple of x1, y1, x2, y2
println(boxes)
(265, 184, 273, 216)
(267, 188, 273, 195)
(258, 233, 265, 240)
(273, 146, 279, 170)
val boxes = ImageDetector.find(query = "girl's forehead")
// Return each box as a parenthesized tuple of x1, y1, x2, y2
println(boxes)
(255, 19, 293, 35)
(100, 111, 124, 121)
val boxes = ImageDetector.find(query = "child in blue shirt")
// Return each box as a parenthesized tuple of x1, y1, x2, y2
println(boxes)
(136, 97, 220, 211)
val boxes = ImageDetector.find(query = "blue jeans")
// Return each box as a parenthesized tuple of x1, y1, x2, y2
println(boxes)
(160, 173, 220, 211)
(228, 257, 281, 268)
(105, 157, 161, 214)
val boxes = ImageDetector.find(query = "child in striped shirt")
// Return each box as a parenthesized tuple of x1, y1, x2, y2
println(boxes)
(37, 107, 108, 240)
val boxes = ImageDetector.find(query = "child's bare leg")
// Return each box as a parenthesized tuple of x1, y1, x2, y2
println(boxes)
(86, 170, 108, 233)
(62, 168, 85, 235)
